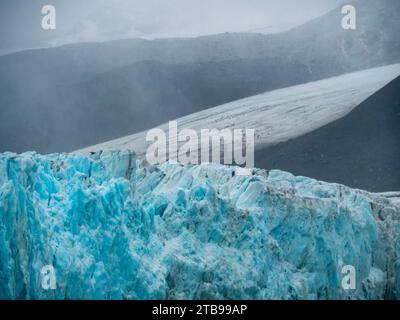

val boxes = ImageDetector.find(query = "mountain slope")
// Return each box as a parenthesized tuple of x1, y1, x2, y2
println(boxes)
(255, 76, 400, 192)
(17, 58, 310, 153)
(276, 0, 400, 72)
(1, 0, 399, 153)
(76, 64, 400, 165)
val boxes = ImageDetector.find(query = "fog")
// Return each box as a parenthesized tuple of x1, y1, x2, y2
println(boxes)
(0, 0, 346, 51)
(0, 0, 399, 192)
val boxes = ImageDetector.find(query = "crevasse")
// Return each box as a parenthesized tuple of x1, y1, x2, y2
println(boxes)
(0, 150, 399, 299)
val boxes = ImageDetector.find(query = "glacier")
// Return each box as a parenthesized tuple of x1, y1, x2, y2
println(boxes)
(76, 64, 400, 158)
(0, 150, 399, 300)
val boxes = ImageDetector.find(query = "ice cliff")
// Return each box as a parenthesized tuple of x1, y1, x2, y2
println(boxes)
(0, 151, 399, 299)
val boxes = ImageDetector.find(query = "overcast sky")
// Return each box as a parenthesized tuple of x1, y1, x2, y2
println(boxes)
(0, 0, 347, 54)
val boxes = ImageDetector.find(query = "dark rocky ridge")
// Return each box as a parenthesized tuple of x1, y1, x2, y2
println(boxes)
(256, 76, 400, 192)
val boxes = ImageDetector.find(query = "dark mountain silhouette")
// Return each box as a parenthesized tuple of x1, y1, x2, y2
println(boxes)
(255, 76, 400, 192)
(0, 0, 399, 153)
(13, 58, 311, 152)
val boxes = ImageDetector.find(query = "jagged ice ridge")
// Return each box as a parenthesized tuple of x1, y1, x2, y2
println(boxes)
(0, 151, 399, 299)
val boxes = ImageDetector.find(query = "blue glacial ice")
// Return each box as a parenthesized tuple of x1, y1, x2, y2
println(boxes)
(0, 150, 399, 299)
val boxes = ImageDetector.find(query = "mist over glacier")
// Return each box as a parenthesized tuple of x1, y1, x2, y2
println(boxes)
(1, 151, 399, 299)
(1, 0, 399, 154)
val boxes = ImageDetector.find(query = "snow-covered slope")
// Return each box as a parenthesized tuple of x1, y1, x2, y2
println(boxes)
(1, 151, 399, 299)
(76, 64, 400, 159)
(254, 75, 400, 192)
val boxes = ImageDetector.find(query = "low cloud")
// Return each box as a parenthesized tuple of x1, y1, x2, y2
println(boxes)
(0, 0, 347, 50)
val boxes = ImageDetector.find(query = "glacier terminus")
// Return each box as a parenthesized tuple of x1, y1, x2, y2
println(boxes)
(0, 150, 399, 299)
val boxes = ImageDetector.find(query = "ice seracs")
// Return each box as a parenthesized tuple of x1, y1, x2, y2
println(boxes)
(0, 150, 399, 299)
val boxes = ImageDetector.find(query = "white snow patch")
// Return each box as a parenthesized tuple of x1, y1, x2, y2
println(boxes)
(75, 64, 400, 160)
